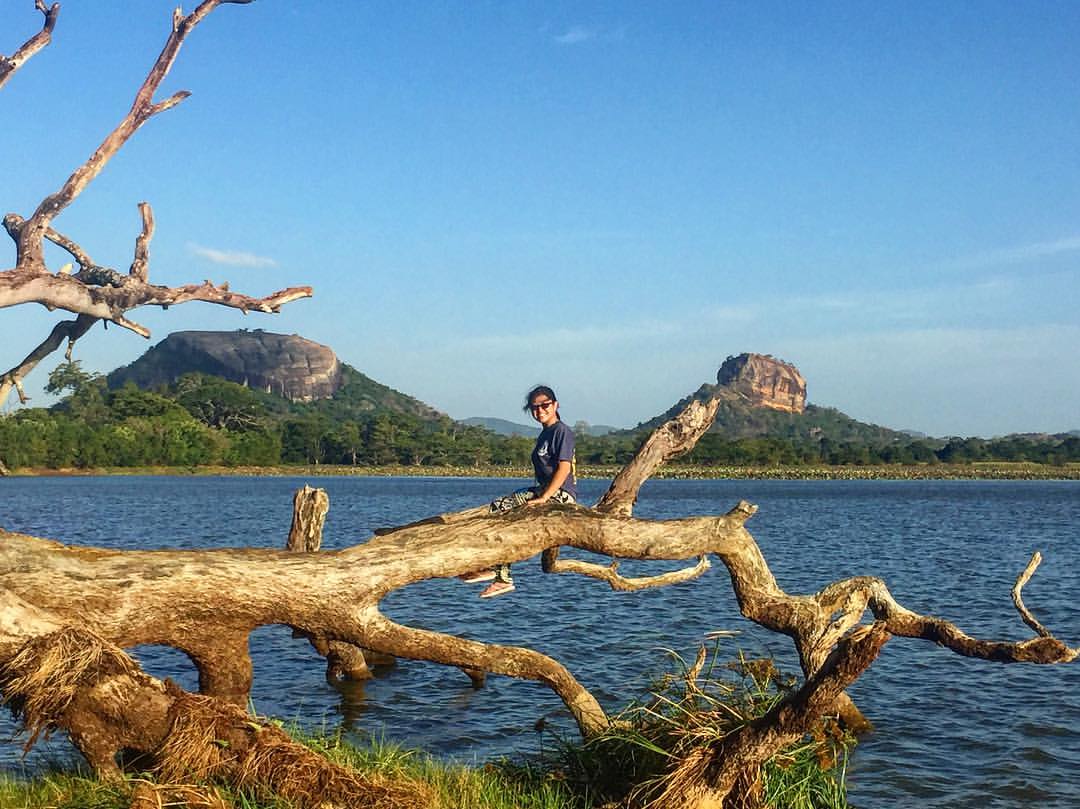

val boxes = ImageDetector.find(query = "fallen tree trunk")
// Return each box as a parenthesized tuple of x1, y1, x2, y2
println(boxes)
(2, 392, 1077, 806)
(0, 626, 432, 809)
(2, 6, 1077, 803)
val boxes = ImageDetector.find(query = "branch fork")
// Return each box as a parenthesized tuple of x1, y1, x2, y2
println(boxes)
(1, 2, 311, 407)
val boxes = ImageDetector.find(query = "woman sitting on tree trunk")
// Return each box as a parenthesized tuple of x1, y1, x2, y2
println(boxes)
(460, 385, 577, 598)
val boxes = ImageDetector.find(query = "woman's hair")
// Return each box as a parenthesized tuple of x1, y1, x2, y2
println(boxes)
(523, 385, 559, 419)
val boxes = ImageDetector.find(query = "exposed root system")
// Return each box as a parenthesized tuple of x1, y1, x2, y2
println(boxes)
(0, 626, 142, 749)
(157, 692, 432, 809)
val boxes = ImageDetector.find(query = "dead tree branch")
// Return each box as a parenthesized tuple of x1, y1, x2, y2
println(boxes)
(0, 1, 59, 92)
(1, 1, 310, 407)
(653, 624, 891, 809)
(1012, 551, 1054, 639)
(12, 1, 232, 271)
(0, 313, 98, 405)
(595, 392, 725, 517)
(542, 551, 711, 591)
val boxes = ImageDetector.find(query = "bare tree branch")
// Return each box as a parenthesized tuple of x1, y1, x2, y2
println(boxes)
(1012, 551, 1053, 638)
(542, 550, 711, 591)
(363, 612, 609, 737)
(0, 1, 59, 92)
(0, 314, 98, 405)
(3, 214, 95, 269)
(13, 1, 251, 270)
(595, 391, 725, 517)
(653, 624, 891, 809)
(2, 1, 311, 407)
(128, 202, 154, 282)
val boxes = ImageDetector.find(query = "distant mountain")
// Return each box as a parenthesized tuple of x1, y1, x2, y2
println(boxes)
(107, 329, 445, 423)
(632, 353, 909, 447)
(461, 417, 621, 437)
(108, 329, 342, 402)
(461, 417, 536, 437)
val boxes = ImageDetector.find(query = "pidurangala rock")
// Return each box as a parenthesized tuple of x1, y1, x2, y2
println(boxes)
(107, 329, 342, 402)
(716, 353, 806, 414)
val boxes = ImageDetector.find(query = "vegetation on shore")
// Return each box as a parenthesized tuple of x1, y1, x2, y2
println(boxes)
(1, 363, 1078, 477)
(0, 649, 853, 809)
(7, 462, 1080, 481)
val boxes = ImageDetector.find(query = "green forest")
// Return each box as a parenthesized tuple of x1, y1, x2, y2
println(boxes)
(1, 361, 1078, 472)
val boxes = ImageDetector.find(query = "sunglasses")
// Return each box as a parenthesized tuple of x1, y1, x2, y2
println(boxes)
(529, 400, 555, 413)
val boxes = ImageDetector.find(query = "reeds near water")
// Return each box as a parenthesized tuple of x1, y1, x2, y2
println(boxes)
(0, 647, 851, 809)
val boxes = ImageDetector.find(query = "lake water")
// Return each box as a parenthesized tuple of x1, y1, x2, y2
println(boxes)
(2, 476, 1079, 808)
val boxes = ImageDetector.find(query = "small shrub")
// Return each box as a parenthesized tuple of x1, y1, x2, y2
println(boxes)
(546, 645, 855, 809)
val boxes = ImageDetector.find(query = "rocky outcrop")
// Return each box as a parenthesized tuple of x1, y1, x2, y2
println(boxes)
(107, 330, 343, 402)
(716, 353, 806, 414)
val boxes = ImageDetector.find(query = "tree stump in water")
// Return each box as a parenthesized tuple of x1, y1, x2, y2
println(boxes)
(286, 485, 330, 553)
(286, 485, 375, 681)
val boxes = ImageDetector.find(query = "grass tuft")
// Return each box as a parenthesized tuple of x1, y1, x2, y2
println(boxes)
(0, 647, 851, 809)
(544, 645, 854, 809)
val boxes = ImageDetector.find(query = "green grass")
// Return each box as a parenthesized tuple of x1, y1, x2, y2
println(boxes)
(0, 733, 580, 809)
(542, 647, 854, 809)
(0, 650, 851, 809)
(0, 767, 128, 809)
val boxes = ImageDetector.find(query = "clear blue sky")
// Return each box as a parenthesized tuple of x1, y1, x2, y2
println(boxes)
(3, 1, 1078, 437)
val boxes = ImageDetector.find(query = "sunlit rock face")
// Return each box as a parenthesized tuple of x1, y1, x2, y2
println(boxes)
(108, 329, 342, 402)
(716, 353, 806, 414)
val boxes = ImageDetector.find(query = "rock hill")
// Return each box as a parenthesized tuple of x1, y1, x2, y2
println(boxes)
(635, 352, 904, 446)
(107, 330, 343, 402)
(716, 353, 806, 414)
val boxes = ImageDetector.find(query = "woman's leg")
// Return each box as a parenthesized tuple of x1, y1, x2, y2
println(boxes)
(480, 488, 537, 596)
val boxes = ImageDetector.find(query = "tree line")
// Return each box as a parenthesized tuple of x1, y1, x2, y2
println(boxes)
(1, 363, 1078, 471)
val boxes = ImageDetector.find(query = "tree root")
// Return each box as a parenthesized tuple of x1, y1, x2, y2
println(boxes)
(0, 626, 433, 808)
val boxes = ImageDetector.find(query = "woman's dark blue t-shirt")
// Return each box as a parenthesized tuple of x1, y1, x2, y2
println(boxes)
(531, 420, 577, 499)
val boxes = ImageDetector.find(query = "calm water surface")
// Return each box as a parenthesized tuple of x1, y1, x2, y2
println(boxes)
(2, 476, 1079, 808)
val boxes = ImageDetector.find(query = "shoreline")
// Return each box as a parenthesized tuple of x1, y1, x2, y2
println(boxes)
(5, 462, 1080, 481)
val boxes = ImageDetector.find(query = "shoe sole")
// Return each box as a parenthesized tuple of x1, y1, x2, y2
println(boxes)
(479, 584, 515, 598)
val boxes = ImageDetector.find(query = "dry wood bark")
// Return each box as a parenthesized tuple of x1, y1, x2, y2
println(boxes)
(3, 4, 1078, 807)
(0, 626, 433, 808)
(0, 0, 310, 406)
(1, 390, 1077, 805)
(286, 485, 376, 682)
(0, 1, 59, 92)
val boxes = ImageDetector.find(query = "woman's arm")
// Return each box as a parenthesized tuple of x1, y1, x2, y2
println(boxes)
(529, 459, 573, 504)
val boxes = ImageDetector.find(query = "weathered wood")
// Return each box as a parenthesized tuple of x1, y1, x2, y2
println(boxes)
(286, 485, 330, 552)
(595, 392, 725, 517)
(0, 626, 432, 807)
(285, 485, 374, 681)
(0, 1, 59, 92)
(0, 1, 310, 407)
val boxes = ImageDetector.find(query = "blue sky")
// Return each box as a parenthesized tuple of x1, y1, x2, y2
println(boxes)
(2, 1, 1078, 437)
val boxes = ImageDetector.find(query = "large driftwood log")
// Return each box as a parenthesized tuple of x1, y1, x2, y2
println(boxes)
(1, 388, 1076, 805)
(0, 0, 310, 407)
(3, 4, 1078, 806)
